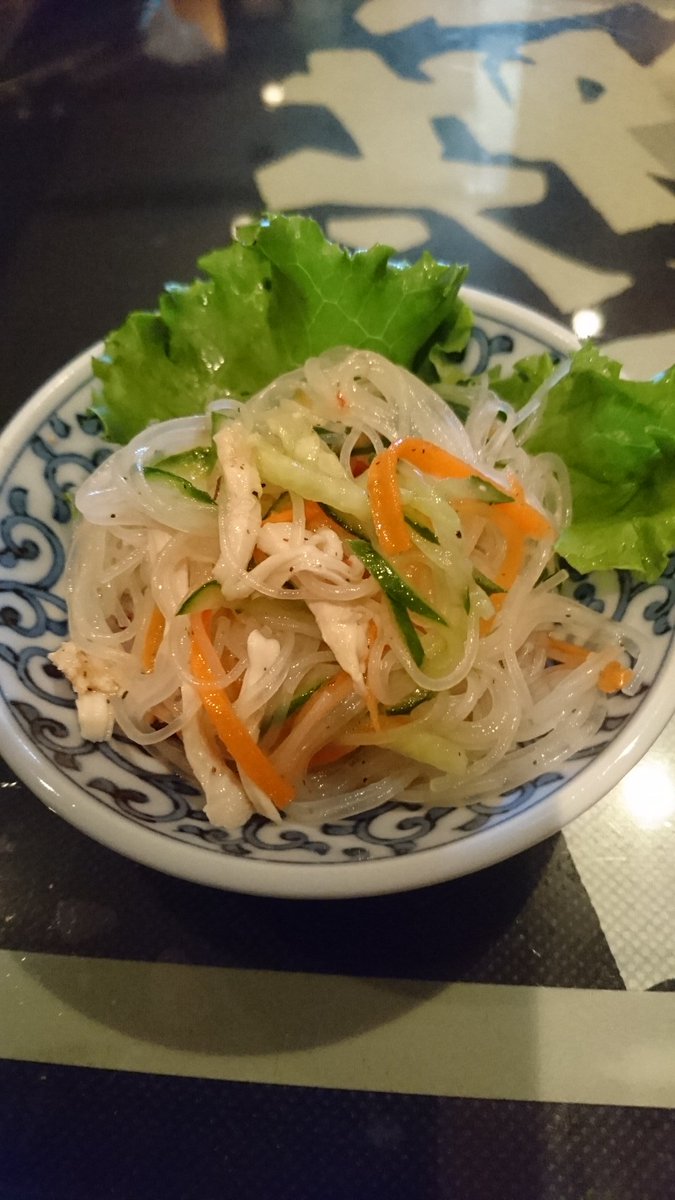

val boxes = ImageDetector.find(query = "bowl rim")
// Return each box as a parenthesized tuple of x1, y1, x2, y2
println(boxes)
(1, 287, 673, 899)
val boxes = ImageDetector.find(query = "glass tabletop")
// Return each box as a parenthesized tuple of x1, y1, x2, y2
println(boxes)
(0, 3, 673, 1197)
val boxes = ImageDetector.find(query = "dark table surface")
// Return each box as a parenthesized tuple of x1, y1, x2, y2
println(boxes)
(0, 3, 674, 1198)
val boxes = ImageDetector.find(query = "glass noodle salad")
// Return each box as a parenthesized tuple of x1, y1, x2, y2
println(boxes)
(52, 346, 643, 829)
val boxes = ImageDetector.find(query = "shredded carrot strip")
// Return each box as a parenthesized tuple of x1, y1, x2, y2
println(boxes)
(368, 445, 411, 555)
(303, 501, 346, 536)
(395, 438, 494, 483)
(308, 742, 354, 769)
(506, 478, 555, 540)
(506, 502, 553, 540)
(458, 484, 553, 560)
(598, 662, 634, 694)
(142, 606, 165, 673)
(547, 636, 590, 665)
(367, 437, 490, 557)
(189, 612, 295, 808)
(366, 436, 552, 560)
(546, 636, 633, 694)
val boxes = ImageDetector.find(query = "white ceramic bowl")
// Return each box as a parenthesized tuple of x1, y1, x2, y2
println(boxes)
(1, 288, 673, 898)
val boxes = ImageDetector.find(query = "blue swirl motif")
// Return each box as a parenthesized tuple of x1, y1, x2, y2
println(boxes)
(315, 775, 566, 855)
(458, 773, 565, 833)
(0, 486, 69, 700)
(567, 552, 675, 635)
(89, 768, 200, 824)
(613, 554, 675, 635)
(321, 801, 453, 857)
(0, 648, 73, 708)
(567, 568, 607, 615)
(468, 328, 514, 376)
(1, 345, 674, 864)
(31, 411, 111, 524)
(9, 698, 201, 820)
(176, 815, 332, 858)
(0, 488, 66, 606)
(0, 405, 109, 704)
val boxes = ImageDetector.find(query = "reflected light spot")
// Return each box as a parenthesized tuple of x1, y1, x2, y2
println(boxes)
(572, 308, 604, 339)
(230, 213, 254, 239)
(621, 759, 675, 831)
(261, 82, 285, 108)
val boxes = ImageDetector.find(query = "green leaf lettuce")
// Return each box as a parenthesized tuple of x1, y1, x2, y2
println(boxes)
(92, 214, 470, 443)
(520, 345, 675, 580)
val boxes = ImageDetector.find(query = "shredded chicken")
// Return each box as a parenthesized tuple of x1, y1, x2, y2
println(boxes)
(48, 642, 122, 742)
(234, 630, 282, 735)
(256, 523, 370, 689)
(307, 601, 369, 692)
(213, 424, 262, 599)
(256, 523, 360, 583)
